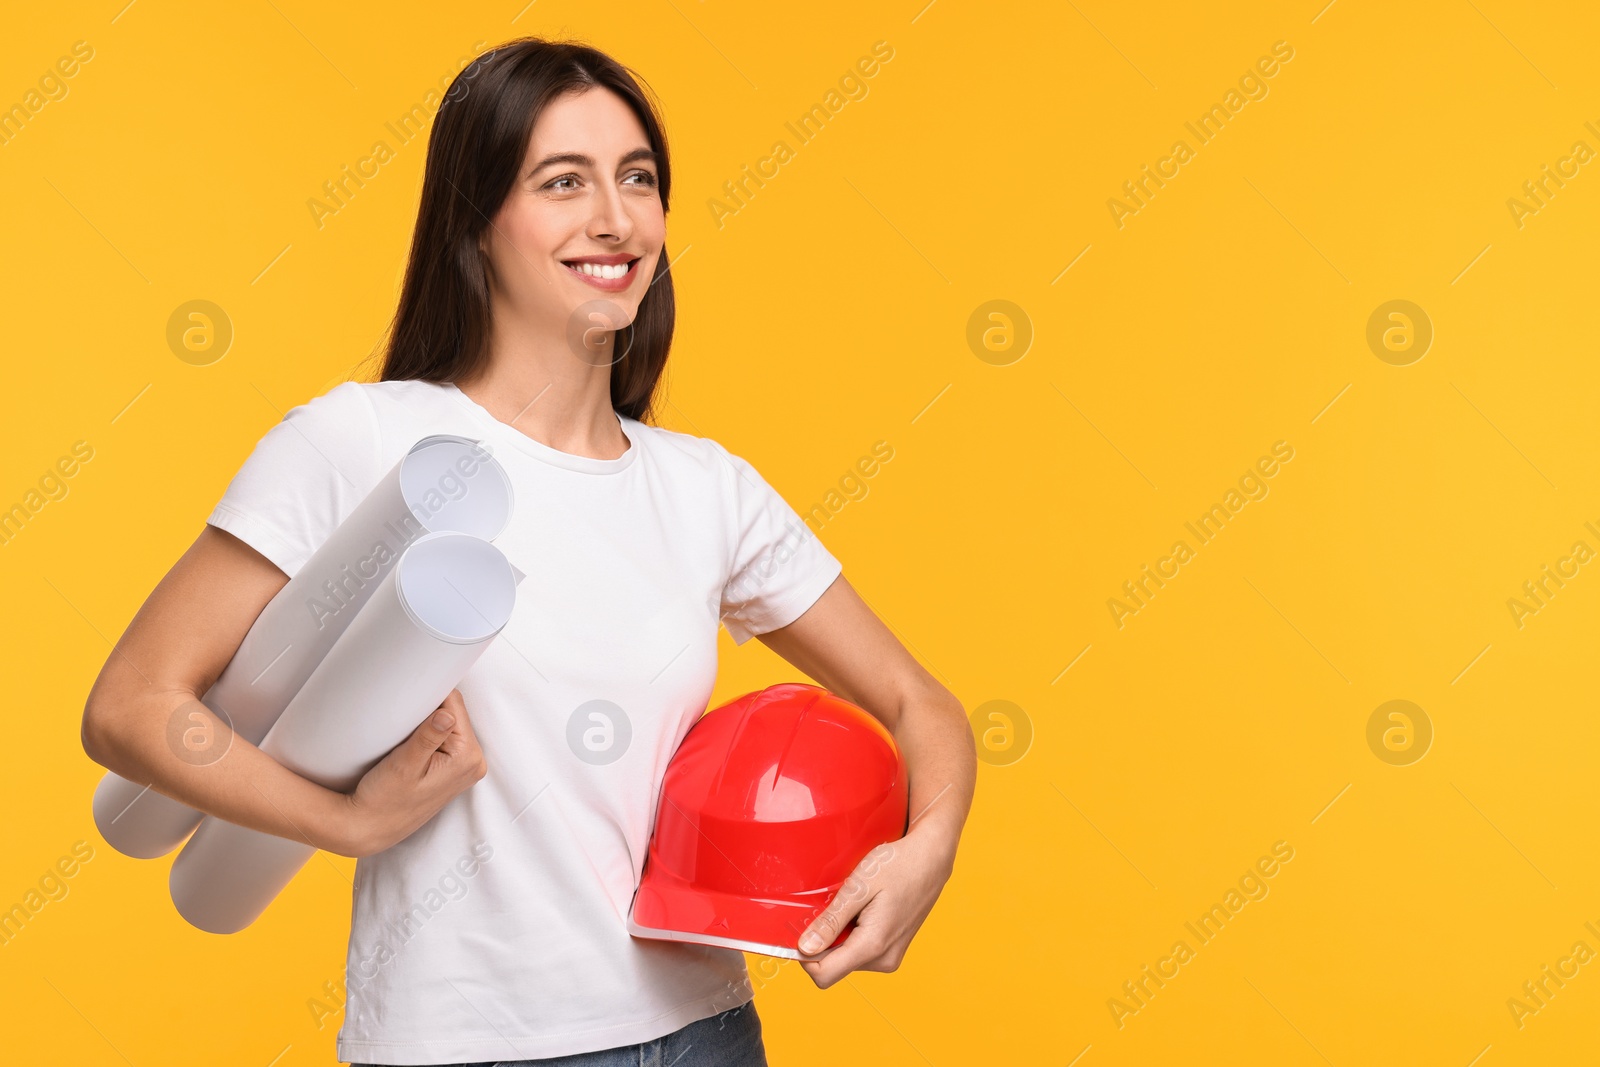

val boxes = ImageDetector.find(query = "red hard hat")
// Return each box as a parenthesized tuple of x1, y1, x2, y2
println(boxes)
(627, 683, 909, 959)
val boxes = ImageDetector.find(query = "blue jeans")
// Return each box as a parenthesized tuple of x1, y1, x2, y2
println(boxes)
(352, 999, 767, 1067)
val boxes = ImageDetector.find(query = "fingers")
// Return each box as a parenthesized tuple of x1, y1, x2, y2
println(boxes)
(796, 900, 869, 990)
(348, 691, 485, 855)
(413, 703, 457, 750)
(436, 687, 466, 725)
(405, 690, 472, 765)
(798, 921, 886, 989)
(797, 847, 898, 988)
(798, 903, 852, 957)
(435, 691, 480, 752)
(423, 690, 488, 783)
(798, 854, 880, 955)
(799, 896, 906, 988)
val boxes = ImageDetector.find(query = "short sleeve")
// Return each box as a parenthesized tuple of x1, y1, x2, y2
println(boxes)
(205, 381, 382, 578)
(712, 440, 844, 645)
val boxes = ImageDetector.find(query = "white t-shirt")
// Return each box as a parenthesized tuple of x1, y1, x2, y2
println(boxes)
(204, 378, 843, 1064)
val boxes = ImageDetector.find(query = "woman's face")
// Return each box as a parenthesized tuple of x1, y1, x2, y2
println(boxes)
(482, 86, 665, 345)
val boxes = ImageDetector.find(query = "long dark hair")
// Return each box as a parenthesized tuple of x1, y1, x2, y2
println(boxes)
(376, 37, 674, 425)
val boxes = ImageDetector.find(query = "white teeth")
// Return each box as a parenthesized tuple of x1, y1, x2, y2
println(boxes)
(570, 261, 630, 279)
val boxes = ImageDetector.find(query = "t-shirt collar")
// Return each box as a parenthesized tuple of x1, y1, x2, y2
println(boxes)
(442, 381, 639, 475)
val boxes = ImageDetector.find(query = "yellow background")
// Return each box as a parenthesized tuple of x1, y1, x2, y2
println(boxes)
(4, 0, 1598, 1063)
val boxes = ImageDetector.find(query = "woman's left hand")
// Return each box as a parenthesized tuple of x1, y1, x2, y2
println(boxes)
(794, 820, 957, 989)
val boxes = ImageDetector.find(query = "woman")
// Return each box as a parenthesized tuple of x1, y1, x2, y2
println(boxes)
(81, 36, 975, 1066)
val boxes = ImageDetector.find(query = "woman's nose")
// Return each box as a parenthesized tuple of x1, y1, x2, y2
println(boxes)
(588, 182, 634, 241)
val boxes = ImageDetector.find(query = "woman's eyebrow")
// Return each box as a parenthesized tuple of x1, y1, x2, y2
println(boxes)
(529, 148, 657, 176)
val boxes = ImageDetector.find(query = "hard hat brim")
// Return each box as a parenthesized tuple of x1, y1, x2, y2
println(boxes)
(625, 912, 810, 960)
(626, 872, 851, 960)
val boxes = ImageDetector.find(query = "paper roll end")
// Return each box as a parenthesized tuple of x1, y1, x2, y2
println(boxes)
(92, 773, 199, 860)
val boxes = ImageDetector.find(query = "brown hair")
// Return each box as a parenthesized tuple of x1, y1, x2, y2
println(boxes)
(376, 37, 675, 425)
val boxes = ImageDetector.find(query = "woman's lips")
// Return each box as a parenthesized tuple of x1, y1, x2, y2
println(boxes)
(562, 259, 639, 292)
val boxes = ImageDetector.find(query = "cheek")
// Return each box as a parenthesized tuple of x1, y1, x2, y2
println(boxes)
(634, 216, 668, 274)
(492, 199, 569, 262)
(486, 209, 566, 290)
(497, 207, 557, 260)
(637, 205, 667, 245)
(637, 196, 666, 227)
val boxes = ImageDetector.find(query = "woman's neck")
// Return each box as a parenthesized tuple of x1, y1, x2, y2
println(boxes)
(456, 322, 629, 460)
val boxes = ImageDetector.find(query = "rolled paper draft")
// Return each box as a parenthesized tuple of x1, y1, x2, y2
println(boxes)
(169, 530, 522, 934)
(93, 434, 515, 860)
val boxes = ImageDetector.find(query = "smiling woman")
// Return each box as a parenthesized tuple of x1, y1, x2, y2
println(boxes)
(82, 32, 972, 1067)
(381, 42, 675, 425)
(349, 39, 971, 1065)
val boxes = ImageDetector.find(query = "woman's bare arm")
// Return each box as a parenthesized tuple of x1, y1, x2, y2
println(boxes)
(80, 525, 487, 858)
(756, 574, 977, 988)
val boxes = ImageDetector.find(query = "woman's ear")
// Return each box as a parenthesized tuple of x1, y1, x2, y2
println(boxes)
(477, 231, 497, 289)
(470, 229, 494, 293)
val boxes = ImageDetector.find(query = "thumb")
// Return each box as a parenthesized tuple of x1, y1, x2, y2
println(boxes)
(407, 692, 461, 755)
(798, 899, 851, 956)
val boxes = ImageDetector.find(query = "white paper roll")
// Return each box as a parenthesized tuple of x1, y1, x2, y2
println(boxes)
(94, 435, 515, 859)
(169, 530, 522, 934)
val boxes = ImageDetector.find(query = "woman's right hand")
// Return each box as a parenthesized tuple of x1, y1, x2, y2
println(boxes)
(341, 689, 488, 858)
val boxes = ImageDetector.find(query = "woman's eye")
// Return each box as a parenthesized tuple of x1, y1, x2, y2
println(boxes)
(544, 171, 656, 192)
